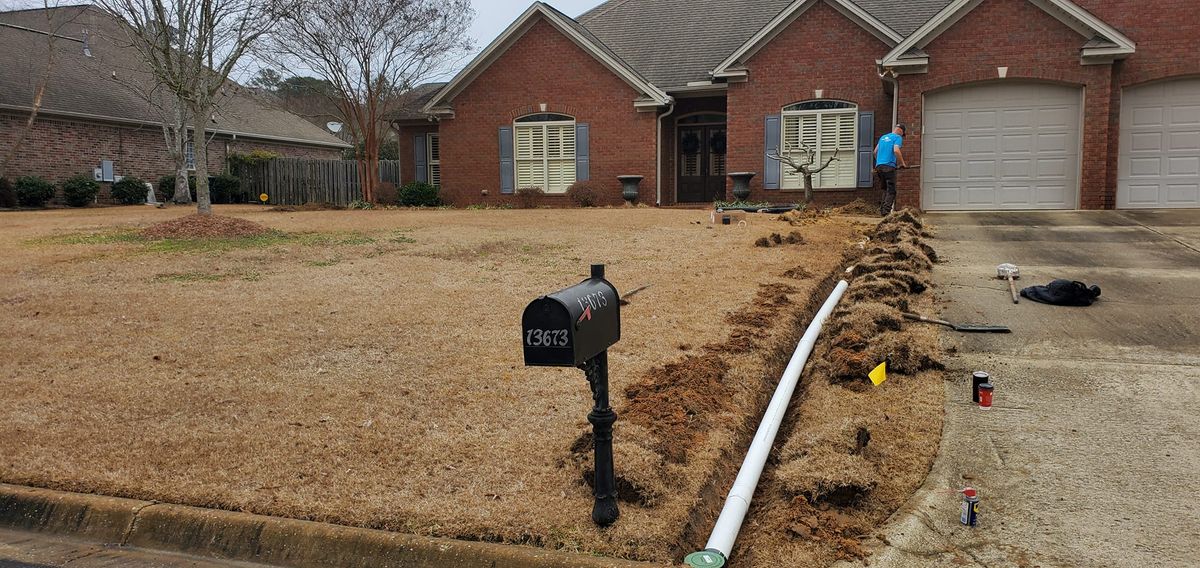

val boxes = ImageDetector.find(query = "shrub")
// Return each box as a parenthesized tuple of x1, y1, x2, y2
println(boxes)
(398, 182, 440, 207)
(374, 182, 399, 205)
(158, 175, 196, 203)
(209, 173, 244, 204)
(347, 199, 375, 210)
(61, 175, 100, 207)
(111, 176, 149, 205)
(0, 178, 15, 208)
(566, 180, 603, 207)
(15, 176, 56, 207)
(515, 187, 544, 209)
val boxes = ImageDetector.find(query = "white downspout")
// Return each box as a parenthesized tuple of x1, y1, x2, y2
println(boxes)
(878, 67, 899, 127)
(684, 279, 850, 568)
(656, 100, 676, 206)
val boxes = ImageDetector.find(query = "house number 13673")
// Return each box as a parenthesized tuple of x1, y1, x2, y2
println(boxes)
(526, 329, 569, 347)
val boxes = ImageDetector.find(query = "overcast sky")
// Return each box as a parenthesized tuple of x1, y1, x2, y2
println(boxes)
(461, 1, 604, 72)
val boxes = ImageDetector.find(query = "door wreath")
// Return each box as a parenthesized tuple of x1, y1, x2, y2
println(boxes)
(680, 132, 702, 155)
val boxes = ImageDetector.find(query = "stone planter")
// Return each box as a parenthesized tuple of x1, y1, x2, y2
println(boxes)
(729, 172, 756, 201)
(617, 175, 644, 204)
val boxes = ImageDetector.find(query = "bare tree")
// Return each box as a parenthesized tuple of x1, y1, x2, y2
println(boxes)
(268, 0, 473, 202)
(96, 0, 278, 215)
(0, 0, 87, 180)
(767, 144, 840, 205)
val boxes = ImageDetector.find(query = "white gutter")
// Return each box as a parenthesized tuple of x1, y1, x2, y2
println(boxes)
(684, 279, 850, 568)
(656, 101, 677, 206)
(878, 67, 900, 127)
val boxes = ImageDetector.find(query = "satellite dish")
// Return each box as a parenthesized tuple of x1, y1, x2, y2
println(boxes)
(326, 122, 343, 133)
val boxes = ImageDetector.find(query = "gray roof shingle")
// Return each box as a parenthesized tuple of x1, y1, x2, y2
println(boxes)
(0, 5, 349, 148)
(576, 0, 953, 89)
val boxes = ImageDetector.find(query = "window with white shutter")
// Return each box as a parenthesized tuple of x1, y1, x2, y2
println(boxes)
(780, 101, 858, 189)
(426, 133, 441, 187)
(514, 113, 576, 193)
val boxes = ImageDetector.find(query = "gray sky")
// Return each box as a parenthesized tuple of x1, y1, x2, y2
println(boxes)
(463, 1, 604, 71)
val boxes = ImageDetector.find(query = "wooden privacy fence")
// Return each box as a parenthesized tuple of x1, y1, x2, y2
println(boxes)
(233, 158, 401, 206)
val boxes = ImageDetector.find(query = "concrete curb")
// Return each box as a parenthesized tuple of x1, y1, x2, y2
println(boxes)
(0, 484, 660, 568)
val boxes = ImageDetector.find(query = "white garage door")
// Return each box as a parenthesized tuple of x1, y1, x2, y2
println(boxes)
(923, 82, 1081, 210)
(1118, 79, 1200, 209)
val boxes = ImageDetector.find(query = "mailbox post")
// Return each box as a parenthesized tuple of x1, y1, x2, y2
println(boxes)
(522, 264, 621, 526)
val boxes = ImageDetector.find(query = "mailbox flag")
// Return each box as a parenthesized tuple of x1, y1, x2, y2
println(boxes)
(869, 361, 887, 386)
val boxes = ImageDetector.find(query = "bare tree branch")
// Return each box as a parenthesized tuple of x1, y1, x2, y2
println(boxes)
(767, 143, 839, 204)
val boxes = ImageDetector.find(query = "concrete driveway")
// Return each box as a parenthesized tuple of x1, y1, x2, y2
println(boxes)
(850, 210, 1200, 567)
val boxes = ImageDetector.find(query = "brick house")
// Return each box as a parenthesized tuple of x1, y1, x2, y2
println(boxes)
(395, 0, 1199, 210)
(0, 5, 349, 200)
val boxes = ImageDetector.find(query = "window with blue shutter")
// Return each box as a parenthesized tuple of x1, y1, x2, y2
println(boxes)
(499, 126, 514, 194)
(575, 123, 590, 182)
(764, 115, 781, 190)
(857, 111, 875, 188)
(413, 135, 427, 183)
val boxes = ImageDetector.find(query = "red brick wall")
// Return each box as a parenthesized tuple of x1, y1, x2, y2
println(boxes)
(1, 112, 342, 202)
(895, 0, 1116, 209)
(725, 1, 893, 208)
(437, 17, 657, 207)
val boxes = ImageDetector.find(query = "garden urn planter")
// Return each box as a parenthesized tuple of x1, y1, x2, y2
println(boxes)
(729, 172, 756, 201)
(617, 175, 644, 203)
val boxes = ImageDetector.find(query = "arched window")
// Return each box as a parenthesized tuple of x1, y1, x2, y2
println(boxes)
(514, 113, 577, 193)
(780, 100, 858, 189)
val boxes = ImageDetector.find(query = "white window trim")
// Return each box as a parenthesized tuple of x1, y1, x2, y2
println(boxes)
(514, 118, 577, 194)
(185, 140, 196, 171)
(426, 132, 440, 187)
(780, 106, 858, 190)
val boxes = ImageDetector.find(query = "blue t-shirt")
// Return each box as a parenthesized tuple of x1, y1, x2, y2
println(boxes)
(875, 133, 903, 167)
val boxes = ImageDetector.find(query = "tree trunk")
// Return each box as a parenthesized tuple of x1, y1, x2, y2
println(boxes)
(802, 173, 815, 204)
(192, 109, 212, 215)
(171, 107, 191, 203)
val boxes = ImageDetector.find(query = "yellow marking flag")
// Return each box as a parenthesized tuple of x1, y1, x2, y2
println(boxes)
(869, 361, 888, 386)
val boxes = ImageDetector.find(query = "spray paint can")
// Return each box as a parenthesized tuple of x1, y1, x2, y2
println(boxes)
(979, 383, 994, 409)
(960, 487, 980, 526)
(972, 371, 990, 403)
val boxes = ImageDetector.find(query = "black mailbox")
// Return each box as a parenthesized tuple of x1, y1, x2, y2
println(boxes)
(522, 267, 620, 367)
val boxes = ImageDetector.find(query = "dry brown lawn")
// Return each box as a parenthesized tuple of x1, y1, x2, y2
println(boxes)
(0, 205, 871, 562)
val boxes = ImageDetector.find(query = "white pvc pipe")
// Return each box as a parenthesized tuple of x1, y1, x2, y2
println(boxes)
(688, 280, 849, 565)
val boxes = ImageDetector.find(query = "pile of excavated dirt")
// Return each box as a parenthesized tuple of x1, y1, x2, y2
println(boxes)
(140, 214, 271, 239)
(734, 208, 946, 567)
(755, 231, 807, 247)
(833, 198, 879, 216)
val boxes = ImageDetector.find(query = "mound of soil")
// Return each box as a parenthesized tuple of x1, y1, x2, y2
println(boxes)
(833, 198, 878, 216)
(756, 231, 807, 247)
(623, 353, 732, 464)
(141, 214, 271, 239)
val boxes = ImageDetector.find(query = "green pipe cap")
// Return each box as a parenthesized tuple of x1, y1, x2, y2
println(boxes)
(684, 550, 726, 568)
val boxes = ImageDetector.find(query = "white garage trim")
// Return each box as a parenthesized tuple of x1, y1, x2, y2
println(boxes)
(921, 81, 1084, 211)
(1118, 78, 1200, 209)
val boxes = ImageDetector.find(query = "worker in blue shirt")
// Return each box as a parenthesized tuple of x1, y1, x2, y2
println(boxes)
(874, 124, 908, 216)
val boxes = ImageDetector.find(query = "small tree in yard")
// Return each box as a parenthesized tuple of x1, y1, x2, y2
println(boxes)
(97, 0, 280, 215)
(767, 143, 840, 205)
(268, 0, 473, 203)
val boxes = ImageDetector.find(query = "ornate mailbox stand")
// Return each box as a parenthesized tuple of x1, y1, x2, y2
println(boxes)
(522, 264, 622, 526)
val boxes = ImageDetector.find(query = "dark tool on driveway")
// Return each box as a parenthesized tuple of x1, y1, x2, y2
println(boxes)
(902, 312, 1011, 334)
(996, 263, 1021, 304)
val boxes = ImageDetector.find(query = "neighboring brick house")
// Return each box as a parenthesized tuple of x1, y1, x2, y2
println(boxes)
(0, 5, 349, 201)
(397, 0, 1199, 210)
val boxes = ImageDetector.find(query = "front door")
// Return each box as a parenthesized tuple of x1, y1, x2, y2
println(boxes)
(678, 125, 727, 203)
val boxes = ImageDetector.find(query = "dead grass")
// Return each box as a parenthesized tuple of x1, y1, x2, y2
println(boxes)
(0, 204, 865, 562)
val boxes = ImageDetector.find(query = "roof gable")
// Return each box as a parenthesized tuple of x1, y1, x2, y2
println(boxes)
(880, 0, 1135, 70)
(422, 2, 670, 115)
(712, 0, 905, 79)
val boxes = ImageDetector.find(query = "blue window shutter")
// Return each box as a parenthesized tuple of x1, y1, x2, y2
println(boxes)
(764, 115, 781, 190)
(499, 126, 514, 194)
(575, 123, 590, 181)
(413, 135, 428, 183)
(857, 111, 875, 188)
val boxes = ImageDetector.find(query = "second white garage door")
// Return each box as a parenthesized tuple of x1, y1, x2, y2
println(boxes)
(1118, 78, 1200, 209)
(923, 82, 1082, 210)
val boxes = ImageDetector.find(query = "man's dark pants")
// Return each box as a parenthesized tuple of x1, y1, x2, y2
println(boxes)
(877, 165, 897, 216)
